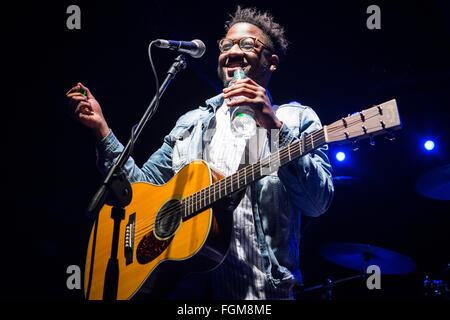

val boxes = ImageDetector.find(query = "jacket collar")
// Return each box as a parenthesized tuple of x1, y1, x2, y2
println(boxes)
(204, 93, 224, 113)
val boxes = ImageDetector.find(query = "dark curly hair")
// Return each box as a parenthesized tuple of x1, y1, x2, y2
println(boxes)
(224, 6, 289, 59)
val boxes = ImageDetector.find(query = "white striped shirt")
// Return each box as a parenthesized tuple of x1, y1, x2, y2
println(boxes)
(203, 102, 292, 300)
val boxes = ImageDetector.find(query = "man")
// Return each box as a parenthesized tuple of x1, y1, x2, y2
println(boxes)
(67, 6, 334, 300)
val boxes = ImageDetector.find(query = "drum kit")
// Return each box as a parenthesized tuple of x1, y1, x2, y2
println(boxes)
(297, 241, 449, 300)
(298, 164, 450, 300)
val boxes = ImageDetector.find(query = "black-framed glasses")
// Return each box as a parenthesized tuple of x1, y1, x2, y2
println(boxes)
(217, 37, 271, 53)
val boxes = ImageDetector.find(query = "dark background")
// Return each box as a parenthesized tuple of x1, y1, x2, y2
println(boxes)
(5, 0, 449, 300)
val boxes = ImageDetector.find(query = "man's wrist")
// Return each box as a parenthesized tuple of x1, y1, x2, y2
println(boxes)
(94, 125, 111, 141)
(263, 117, 283, 130)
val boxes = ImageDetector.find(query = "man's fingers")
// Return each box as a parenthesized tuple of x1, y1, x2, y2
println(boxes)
(226, 96, 254, 107)
(224, 82, 259, 92)
(78, 82, 94, 99)
(66, 84, 81, 96)
(74, 101, 93, 115)
(66, 82, 95, 99)
(67, 93, 88, 100)
(224, 86, 257, 100)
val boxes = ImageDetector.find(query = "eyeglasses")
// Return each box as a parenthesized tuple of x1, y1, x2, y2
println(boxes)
(217, 37, 271, 53)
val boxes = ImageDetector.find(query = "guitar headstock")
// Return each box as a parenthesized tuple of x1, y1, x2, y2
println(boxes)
(324, 99, 402, 144)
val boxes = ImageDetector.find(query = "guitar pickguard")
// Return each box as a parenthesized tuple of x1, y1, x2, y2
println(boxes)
(136, 231, 173, 264)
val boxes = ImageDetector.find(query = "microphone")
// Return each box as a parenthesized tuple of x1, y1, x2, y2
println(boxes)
(155, 39, 206, 58)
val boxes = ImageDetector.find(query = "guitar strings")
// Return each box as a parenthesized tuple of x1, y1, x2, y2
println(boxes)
(134, 127, 324, 238)
(134, 112, 380, 238)
(134, 115, 378, 238)
(133, 111, 381, 238)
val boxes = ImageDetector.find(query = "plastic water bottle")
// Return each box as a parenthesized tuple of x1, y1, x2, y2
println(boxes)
(226, 68, 257, 139)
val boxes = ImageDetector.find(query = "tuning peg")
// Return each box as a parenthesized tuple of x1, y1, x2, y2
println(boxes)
(369, 136, 375, 146)
(352, 140, 360, 151)
(385, 132, 396, 141)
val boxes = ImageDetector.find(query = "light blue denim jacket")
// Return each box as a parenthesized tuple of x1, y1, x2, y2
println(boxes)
(96, 93, 334, 288)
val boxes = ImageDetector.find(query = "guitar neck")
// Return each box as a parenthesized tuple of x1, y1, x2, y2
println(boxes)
(181, 128, 327, 219)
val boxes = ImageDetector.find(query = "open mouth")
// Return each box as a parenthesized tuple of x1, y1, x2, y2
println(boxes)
(225, 63, 248, 77)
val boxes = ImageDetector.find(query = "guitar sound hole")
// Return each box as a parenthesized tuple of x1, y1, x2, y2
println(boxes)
(154, 199, 182, 239)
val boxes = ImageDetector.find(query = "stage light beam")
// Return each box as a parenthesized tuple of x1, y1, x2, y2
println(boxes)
(424, 140, 435, 151)
(336, 152, 346, 162)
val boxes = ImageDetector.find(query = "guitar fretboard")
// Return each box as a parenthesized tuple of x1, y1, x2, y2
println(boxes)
(181, 128, 327, 219)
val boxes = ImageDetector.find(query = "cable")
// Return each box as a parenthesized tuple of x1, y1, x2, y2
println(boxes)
(121, 41, 160, 163)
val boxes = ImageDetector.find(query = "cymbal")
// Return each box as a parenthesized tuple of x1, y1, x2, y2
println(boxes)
(320, 242, 417, 274)
(416, 164, 450, 200)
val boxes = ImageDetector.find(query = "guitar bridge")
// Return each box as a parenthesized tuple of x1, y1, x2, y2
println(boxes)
(124, 213, 136, 265)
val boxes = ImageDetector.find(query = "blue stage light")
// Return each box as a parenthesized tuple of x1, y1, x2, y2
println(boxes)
(336, 152, 346, 161)
(424, 140, 435, 151)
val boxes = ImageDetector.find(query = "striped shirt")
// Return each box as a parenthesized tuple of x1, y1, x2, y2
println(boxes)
(203, 102, 292, 300)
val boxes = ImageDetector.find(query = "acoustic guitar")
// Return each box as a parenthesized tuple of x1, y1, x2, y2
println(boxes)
(84, 99, 401, 300)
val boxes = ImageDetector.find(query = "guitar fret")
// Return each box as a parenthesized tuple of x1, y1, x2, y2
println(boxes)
(236, 169, 242, 190)
(210, 183, 214, 204)
(193, 192, 196, 212)
(196, 192, 199, 212)
(259, 159, 263, 176)
(298, 137, 302, 156)
(276, 149, 281, 168)
(278, 148, 286, 167)
(182, 199, 185, 218)
(201, 188, 205, 208)
(186, 195, 190, 216)
(186, 196, 189, 216)
(224, 177, 227, 196)
(304, 134, 310, 152)
(223, 177, 228, 195)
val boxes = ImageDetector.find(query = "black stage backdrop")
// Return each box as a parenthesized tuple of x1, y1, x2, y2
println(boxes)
(5, 0, 449, 301)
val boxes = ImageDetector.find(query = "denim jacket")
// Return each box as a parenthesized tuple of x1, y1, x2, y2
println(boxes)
(96, 93, 334, 288)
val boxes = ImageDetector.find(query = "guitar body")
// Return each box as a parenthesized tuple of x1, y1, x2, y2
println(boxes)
(84, 160, 233, 300)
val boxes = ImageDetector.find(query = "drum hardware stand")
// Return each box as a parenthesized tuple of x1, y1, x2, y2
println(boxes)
(423, 262, 450, 300)
(300, 273, 367, 300)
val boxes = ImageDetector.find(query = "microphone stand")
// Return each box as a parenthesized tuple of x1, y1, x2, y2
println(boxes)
(85, 54, 187, 300)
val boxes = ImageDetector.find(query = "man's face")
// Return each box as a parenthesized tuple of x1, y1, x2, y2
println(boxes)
(217, 22, 276, 88)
